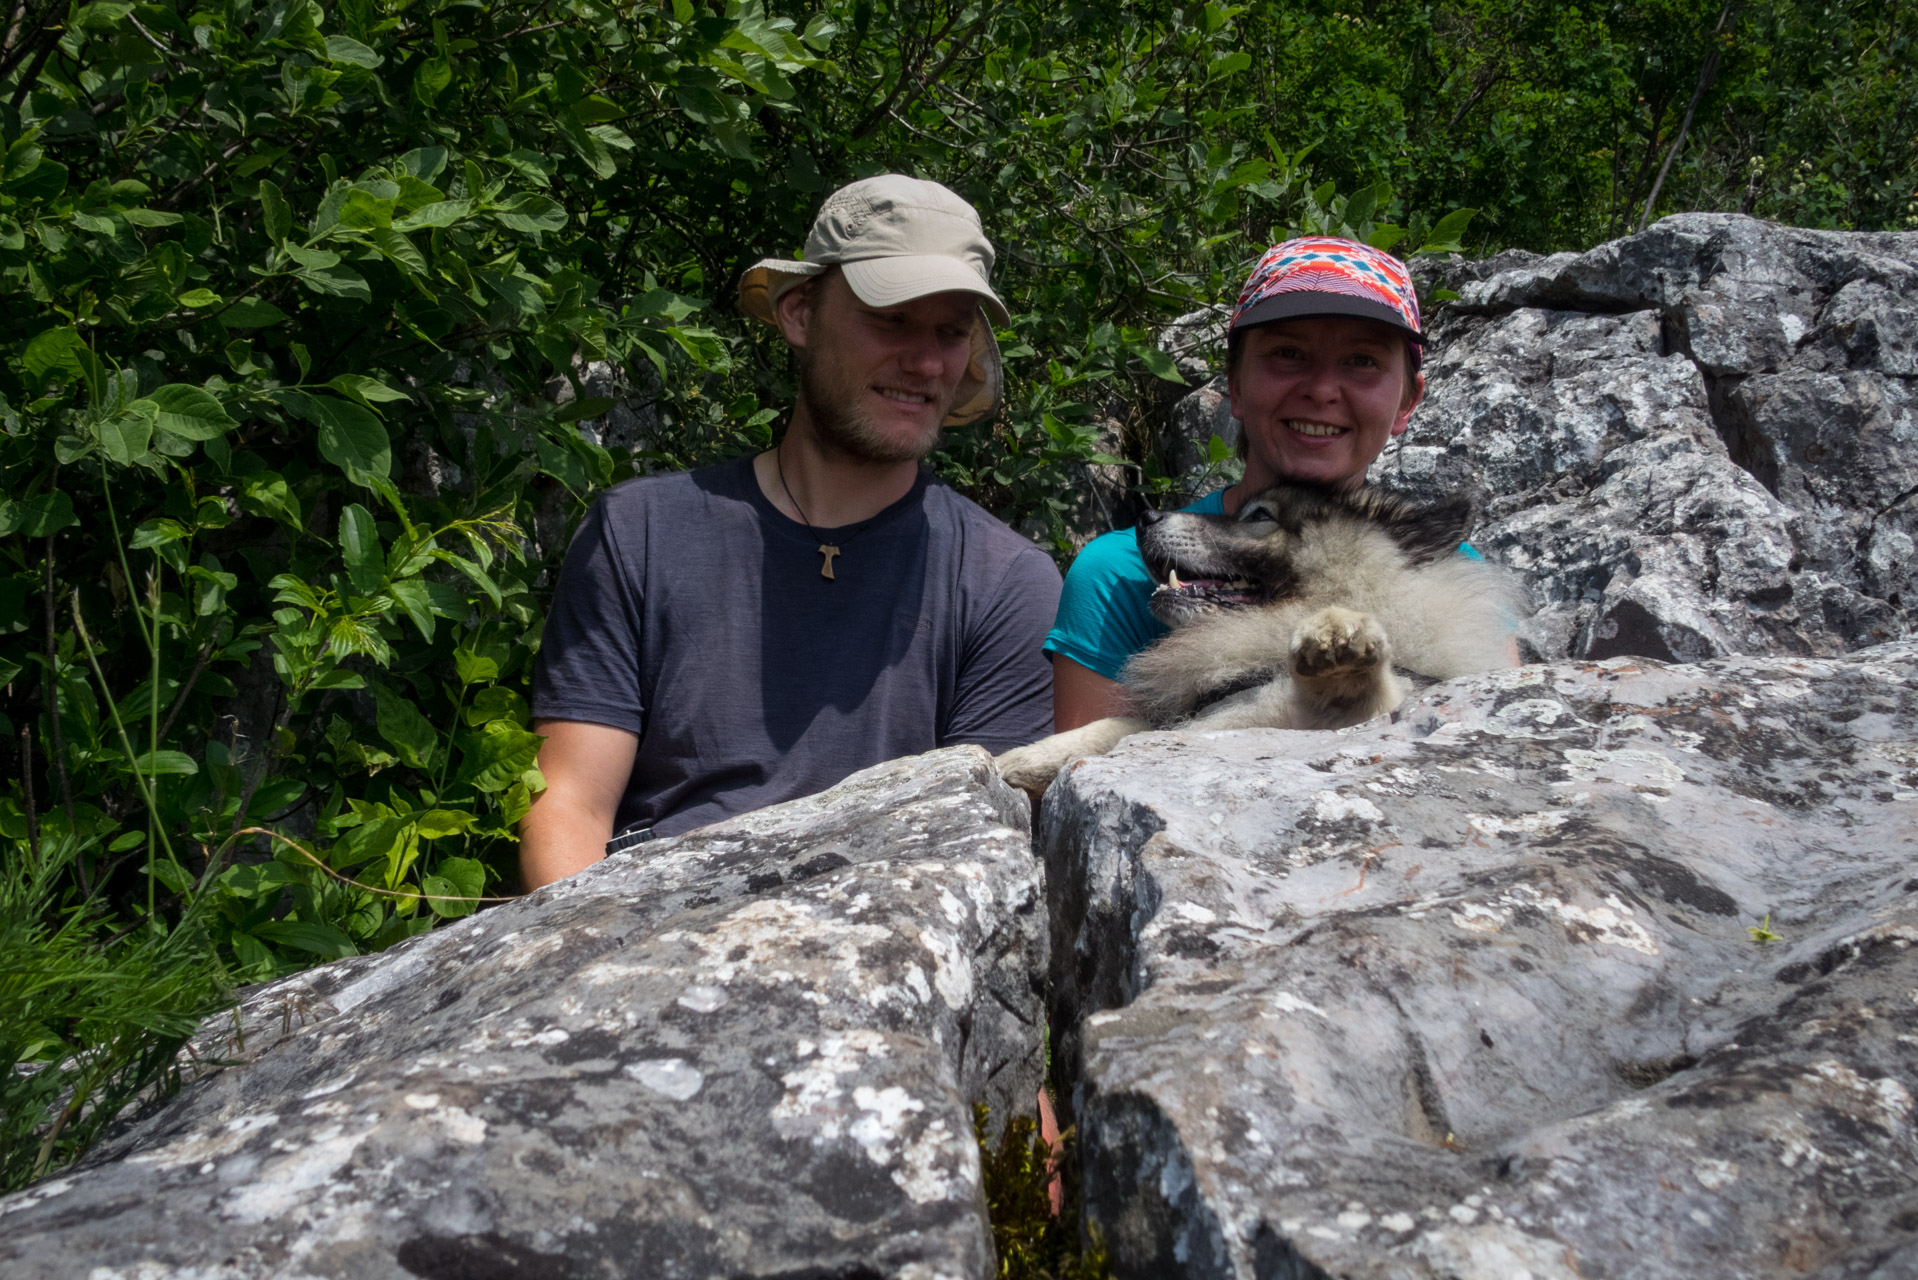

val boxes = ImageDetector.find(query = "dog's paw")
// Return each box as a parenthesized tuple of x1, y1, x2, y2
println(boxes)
(1290, 606, 1389, 678)
(995, 741, 1072, 799)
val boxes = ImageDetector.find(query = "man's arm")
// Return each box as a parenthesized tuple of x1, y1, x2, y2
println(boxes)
(519, 719, 639, 890)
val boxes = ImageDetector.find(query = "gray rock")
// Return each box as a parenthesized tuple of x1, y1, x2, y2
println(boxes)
(0, 748, 1046, 1280)
(1163, 376, 1243, 506)
(1041, 640, 1918, 1279)
(559, 357, 664, 459)
(1158, 307, 1230, 385)
(1371, 213, 1916, 661)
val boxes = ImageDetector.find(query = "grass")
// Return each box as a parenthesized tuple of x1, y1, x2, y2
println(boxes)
(977, 1103, 1113, 1279)
(0, 835, 229, 1192)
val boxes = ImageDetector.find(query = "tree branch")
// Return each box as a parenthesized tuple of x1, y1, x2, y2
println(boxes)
(1638, 0, 1738, 233)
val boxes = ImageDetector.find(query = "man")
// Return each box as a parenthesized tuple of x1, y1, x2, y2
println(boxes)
(521, 175, 1062, 889)
(1044, 236, 1472, 729)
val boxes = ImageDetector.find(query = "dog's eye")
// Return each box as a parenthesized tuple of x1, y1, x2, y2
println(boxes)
(1240, 507, 1278, 523)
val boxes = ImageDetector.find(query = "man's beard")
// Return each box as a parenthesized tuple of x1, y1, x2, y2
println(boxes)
(796, 343, 951, 464)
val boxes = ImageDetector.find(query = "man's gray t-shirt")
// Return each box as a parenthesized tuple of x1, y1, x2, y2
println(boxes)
(532, 456, 1062, 837)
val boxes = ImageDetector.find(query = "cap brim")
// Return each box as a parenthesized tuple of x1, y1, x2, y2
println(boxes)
(1232, 292, 1426, 343)
(945, 313, 1003, 429)
(739, 258, 829, 326)
(841, 255, 1011, 327)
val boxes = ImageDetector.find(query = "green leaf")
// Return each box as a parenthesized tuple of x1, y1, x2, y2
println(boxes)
(326, 373, 410, 407)
(218, 862, 305, 900)
(4, 156, 66, 201)
(297, 262, 372, 301)
(22, 326, 86, 383)
(394, 198, 471, 231)
(364, 227, 429, 277)
(552, 396, 615, 424)
(1209, 51, 1252, 78)
(1343, 184, 1380, 228)
(339, 503, 384, 594)
(328, 815, 405, 869)
(387, 579, 436, 642)
(1419, 208, 1478, 254)
(374, 682, 438, 770)
(1135, 345, 1187, 384)
(177, 288, 222, 307)
(414, 809, 477, 839)
(478, 270, 545, 315)
(223, 297, 290, 328)
(237, 470, 301, 528)
(121, 749, 198, 776)
(129, 517, 190, 549)
(324, 34, 382, 67)
(96, 403, 156, 463)
(453, 648, 499, 684)
(337, 189, 396, 231)
(148, 383, 237, 440)
(282, 243, 341, 270)
(554, 111, 616, 179)
(4, 491, 76, 538)
(491, 194, 567, 233)
(258, 178, 293, 242)
(280, 391, 391, 484)
(461, 720, 543, 793)
(413, 52, 453, 107)
(122, 208, 182, 227)
(424, 856, 485, 918)
(464, 686, 528, 728)
(252, 920, 359, 958)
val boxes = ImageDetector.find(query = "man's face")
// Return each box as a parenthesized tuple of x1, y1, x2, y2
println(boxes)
(1227, 316, 1424, 490)
(781, 271, 978, 463)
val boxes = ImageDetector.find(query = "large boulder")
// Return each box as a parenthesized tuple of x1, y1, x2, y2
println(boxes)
(1369, 214, 1917, 662)
(1040, 640, 1918, 1279)
(0, 749, 1046, 1280)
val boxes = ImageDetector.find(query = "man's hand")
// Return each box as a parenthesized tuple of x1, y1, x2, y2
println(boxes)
(519, 719, 640, 890)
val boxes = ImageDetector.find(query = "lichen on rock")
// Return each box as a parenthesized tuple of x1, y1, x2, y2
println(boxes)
(0, 748, 1047, 1280)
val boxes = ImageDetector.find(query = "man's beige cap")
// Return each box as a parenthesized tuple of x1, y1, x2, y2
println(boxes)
(740, 174, 1008, 427)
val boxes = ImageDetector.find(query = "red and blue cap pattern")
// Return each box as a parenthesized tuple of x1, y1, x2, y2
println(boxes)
(1231, 237, 1425, 354)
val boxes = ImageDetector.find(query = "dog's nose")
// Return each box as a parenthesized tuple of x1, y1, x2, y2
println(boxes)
(1137, 508, 1165, 528)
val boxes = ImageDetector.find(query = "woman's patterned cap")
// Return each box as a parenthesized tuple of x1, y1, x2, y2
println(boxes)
(1230, 236, 1425, 352)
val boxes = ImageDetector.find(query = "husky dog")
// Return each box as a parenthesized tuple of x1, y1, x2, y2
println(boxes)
(996, 483, 1523, 798)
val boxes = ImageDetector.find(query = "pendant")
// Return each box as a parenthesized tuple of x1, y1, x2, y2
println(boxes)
(819, 544, 841, 580)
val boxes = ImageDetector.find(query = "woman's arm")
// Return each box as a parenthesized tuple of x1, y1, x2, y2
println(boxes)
(1051, 654, 1131, 731)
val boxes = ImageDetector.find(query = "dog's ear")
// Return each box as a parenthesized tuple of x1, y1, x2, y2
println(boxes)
(1372, 491, 1475, 563)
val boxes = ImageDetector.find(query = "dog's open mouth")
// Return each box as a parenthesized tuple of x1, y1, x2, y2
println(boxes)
(1150, 567, 1263, 610)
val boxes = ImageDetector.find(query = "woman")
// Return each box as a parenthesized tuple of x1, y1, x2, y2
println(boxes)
(1044, 237, 1463, 730)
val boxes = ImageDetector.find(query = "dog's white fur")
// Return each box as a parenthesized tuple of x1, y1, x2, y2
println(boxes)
(996, 491, 1522, 798)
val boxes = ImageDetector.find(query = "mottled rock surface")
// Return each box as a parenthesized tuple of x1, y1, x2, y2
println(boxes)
(1163, 375, 1243, 505)
(1369, 214, 1916, 662)
(0, 748, 1045, 1280)
(1042, 641, 1918, 1279)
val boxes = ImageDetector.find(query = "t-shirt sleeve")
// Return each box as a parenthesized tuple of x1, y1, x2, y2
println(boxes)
(530, 496, 647, 734)
(941, 544, 1064, 754)
(1042, 529, 1164, 682)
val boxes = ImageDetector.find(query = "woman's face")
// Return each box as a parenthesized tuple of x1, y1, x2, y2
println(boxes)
(1228, 316, 1424, 491)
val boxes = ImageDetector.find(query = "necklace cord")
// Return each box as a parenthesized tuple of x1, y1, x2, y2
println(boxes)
(775, 441, 821, 537)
